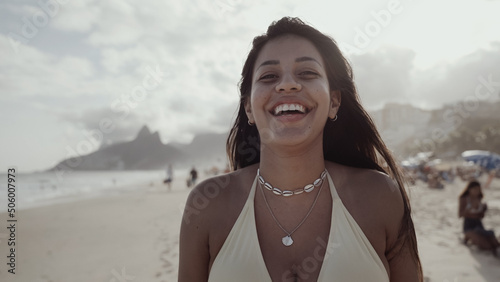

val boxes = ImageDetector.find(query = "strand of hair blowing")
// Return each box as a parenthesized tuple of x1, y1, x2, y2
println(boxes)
(226, 17, 422, 280)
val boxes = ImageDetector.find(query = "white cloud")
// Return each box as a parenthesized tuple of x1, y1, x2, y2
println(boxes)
(412, 42, 500, 109)
(349, 42, 500, 110)
(1, 0, 500, 171)
(0, 34, 94, 96)
(49, 0, 101, 32)
(351, 46, 416, 109)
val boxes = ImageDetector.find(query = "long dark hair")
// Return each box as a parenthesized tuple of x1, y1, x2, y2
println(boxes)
(459, 180, 483, 199)
(226, 17, 422, 278)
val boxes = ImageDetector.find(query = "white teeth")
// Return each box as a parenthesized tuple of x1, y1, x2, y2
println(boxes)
(273, 104, 306, 115)
(274, 105, 283, 115)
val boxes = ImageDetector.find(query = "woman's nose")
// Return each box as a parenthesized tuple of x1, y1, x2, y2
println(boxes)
(275, 74, 302, 93)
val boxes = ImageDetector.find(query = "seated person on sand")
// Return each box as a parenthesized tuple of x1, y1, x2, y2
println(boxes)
(458, 180, 500, 257)
(427, 172, 443, 189)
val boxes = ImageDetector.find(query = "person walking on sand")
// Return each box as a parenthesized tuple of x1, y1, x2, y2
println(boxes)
(187, 166, 198, 188)
(179, 17, 422, 281)
(459, 180, 500, 257)
(163, 164, 173, 191)
(189, 167, 198, 187)
(484, 169, 496, 189)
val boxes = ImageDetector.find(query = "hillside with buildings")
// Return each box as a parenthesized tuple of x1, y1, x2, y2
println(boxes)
(371, 101, 500, 160)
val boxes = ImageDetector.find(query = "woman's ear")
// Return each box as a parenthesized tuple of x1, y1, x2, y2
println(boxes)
(244, 98, 255, 124)
(329, 90, 341, 119)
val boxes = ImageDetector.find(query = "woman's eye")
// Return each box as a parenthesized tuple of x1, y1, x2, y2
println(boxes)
(300, 71, 319, 77)
(259, 74, 278, 80)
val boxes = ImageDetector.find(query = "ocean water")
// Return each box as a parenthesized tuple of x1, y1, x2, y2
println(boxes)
(0, 169, 188, 210)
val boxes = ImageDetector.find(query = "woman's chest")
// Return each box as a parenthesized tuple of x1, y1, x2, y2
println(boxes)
(254, 194, 333, 281)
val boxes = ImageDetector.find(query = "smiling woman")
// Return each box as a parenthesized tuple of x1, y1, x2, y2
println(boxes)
(179, 17, 423, 282)
(245, 34, 338, 149)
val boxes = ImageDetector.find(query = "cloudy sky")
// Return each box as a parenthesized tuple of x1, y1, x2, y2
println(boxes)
(1, 0, 499, 172)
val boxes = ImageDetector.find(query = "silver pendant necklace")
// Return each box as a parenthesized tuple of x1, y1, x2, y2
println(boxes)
(258, 170, 327, 246)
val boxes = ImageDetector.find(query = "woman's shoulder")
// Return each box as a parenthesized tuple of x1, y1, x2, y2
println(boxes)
(183, 164, 259, 222)
(326, 161, 402, 198)
(196, 164, 258, 194)
(326, 161, 404, 222)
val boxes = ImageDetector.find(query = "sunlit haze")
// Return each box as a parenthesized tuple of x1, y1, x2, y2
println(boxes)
(1, 0, 499, 172)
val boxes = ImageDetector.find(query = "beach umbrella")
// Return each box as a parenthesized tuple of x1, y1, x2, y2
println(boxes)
(461, 150, 500, 170)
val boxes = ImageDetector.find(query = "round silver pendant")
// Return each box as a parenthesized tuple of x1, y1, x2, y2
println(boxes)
(282, 235, 293, 246)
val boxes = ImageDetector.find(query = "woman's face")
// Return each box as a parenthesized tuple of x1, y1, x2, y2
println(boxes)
(469, 185, 481, 197)
(245, 34, 340, 148)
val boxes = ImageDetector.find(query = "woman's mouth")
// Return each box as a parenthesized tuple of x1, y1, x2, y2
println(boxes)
(271, 103, 309, 116)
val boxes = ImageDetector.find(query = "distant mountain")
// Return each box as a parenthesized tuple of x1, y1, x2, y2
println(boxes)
(170, 132, 229, 169)
(50, 126, 186, 171)
(49, 126, 229, 171)
(183, 132, 228, 162)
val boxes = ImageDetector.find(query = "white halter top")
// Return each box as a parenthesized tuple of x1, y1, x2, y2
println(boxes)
(208, 171, 389, 281)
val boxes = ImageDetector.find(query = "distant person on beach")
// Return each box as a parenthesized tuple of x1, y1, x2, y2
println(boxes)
(484, 169, 496, 189)
(179, 17, 422, 281)
(187, 167, 198, 188)
(427, 172, 444, 189)
(459, 180, 500, 257)
(163, 164, 173, 191)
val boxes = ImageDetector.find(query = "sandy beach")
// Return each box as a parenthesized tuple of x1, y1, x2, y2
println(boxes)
(1, 174, 499, 282)
(411, 176, 500, 282)
(0, 178, 189, 282)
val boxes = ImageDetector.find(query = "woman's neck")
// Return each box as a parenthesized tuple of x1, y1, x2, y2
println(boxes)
(468, 195, 481, 201)
(257, 140, 326, 190)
